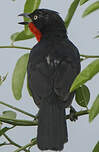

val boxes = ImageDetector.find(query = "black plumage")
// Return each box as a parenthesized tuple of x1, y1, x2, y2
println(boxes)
(19, 9, 81, 151)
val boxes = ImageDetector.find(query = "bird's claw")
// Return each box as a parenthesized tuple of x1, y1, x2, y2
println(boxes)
(69, 106, 78, 121)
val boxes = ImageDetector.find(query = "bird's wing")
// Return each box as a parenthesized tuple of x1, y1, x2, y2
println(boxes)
(53, 41, 81, 102)
(27, 41, 80, 106)
(27, 57, 54, 107)
(54, 58, 77, 101)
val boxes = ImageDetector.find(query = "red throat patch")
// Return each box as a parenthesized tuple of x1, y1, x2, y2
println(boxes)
(28, 22, 42, 42)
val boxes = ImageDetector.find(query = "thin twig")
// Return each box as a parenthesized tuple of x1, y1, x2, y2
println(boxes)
(0, 45, 31, 50)
(0, 109, 89, 126)
(0, 116, 37, 126)
(14, 138, 37, 152)
(4, 133, 21, 148)
(66, 109, 89, 119)
(3, 133, 28, 152)
(80, 54, 99, 59)
(0, 142, 11, 146)
(0, 46, 99, 59)
(0, 101, 36, 119)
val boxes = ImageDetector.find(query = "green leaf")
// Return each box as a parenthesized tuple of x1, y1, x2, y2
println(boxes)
(65, 0, 80, 29)
(80, 0, 90, 5)
(93, 141, 99, 152)
(11, 0, 41, 42)
(0, 127, 11, 137)
(70, 59, 99, 92)
(82, 1, 99, 17)
(12, 53, 29, 100)
(89, 95, 99, 122)
(11, 31, 34, 42)
(95, 35, 99, 39)
(24, 0, 41, 34)
(75, 85, 90, 107)
(27, 77, 32, 97)
(2, 111, 17, 119)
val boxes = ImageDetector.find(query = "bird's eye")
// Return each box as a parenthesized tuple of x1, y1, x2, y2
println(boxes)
(34, 15, 38, 20)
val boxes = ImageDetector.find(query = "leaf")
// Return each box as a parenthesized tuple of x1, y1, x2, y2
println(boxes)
(11, 31, 34, 42)
(95, 35, 99, 39)
(2, 111, 17, 119)
(82, 1, 99, 17)
(70, 59, 99, 92)
(11, 32, 20, 42)
(93, 141, 99, 152)
(80, 0, 90, 5)
(12, 53, 29, 100)
(89, 95, 99, 122)
(65, 0, 80, 29)
(0, 127, 11, 137)
(27, 77, 32, 97)
(75, 85, 90, 107)
(24, 0, 41, 34)
(10, 0, 41, 42)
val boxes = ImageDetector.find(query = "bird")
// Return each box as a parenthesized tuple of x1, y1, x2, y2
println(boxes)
(18, 9, 81, 151)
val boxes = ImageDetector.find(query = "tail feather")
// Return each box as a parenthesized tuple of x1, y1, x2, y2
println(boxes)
(37, 99, 68, 151)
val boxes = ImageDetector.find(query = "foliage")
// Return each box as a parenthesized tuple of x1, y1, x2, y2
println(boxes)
(0, 0, 99, 151)
(82, 1, 99, 17)
(70, 59, 99, 92)
(89, 95, 99, 122)
(75, 85, 90, 108)
(93, 141, 99, 152)
(12, 54, 29, 100)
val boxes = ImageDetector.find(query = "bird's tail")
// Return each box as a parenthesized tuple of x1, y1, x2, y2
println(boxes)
(37, 98, 68, 151)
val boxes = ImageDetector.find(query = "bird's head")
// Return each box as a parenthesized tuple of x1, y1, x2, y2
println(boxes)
(18, 9, 67, 42)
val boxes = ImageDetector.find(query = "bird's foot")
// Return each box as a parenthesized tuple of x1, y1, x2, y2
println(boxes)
(69, 106, 78, 121)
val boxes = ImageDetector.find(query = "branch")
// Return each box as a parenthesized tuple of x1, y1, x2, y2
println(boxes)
(0, 45, 31, 50)
(4, 134, 21, 148)
(0, 116, 37, 126)
(13, 110, 89, 151)
(66, 109, 89, 119)
(0, 109, 89, 126)
(0, 110, 89, 151)
(80, 54, 99, 59)
(0, 101, 36, 119)
(14, 138, 37, 152)
(0, 45, 99, 60)
(0, 142, 11, 146)
(3, 134, 28, 152)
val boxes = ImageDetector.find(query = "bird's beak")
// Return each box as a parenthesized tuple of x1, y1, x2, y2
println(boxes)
(18, 13, 31, 25)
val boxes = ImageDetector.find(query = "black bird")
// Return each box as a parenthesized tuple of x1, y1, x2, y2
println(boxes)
(19, 9, 81, 151)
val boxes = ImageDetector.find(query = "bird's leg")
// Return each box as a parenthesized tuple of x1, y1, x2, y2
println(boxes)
(69, 105, 78, 121)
